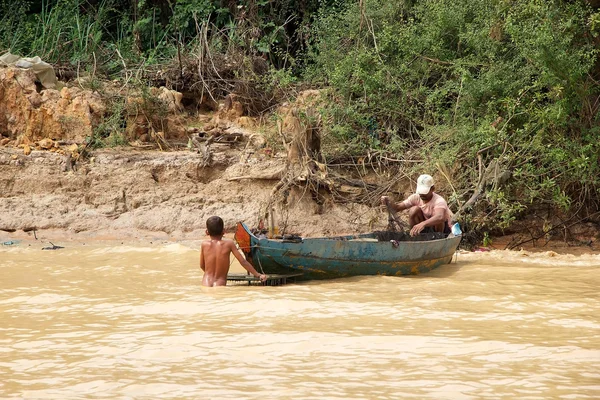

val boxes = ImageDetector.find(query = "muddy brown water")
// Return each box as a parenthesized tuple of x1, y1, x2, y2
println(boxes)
(1, 242, 599, 399)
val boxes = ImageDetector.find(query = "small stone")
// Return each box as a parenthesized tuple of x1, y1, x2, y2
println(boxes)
(60, 87, 71, 100)
(38, 138, 54, 149)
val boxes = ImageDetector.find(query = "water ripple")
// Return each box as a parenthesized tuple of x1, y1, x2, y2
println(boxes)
(1, 244, 599, 399)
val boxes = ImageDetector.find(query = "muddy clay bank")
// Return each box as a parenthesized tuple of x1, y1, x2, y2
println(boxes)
(0, 62, 379, 242)
(0, 146, 382, 243)
(3, 145, 598, 256)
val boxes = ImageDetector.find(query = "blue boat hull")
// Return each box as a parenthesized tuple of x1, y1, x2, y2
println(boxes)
(235, 222, 461, 280)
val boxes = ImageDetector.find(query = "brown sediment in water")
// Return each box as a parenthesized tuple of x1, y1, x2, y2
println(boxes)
(479, 235, 600, 256)
(2, 243, 600, 399)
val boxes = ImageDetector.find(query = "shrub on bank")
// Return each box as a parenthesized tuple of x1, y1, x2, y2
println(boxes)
(307, 0, 600, 234)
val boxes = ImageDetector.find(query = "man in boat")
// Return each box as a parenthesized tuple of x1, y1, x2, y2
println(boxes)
(381, 174, 453, 236)
(200, 216, 267, 286)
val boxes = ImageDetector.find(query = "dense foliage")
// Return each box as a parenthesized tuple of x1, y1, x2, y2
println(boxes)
(308, 0, 600, 233)
(1, 0, 599, 236)
(0, 0, 323, 70)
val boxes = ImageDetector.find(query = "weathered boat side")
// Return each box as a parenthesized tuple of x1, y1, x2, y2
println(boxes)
(235, 222, 461, 280)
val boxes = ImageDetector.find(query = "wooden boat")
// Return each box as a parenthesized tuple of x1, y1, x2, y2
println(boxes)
(234, 222, 461, 280)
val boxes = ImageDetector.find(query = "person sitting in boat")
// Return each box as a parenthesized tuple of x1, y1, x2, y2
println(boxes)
(200, 216, 267, 287)
(381, 174, 453, 236)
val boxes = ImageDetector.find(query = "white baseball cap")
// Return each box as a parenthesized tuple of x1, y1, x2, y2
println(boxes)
(416, 174, 434, 195)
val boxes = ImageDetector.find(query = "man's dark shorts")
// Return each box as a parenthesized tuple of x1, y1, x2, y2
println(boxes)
(422, 224, 451, 235)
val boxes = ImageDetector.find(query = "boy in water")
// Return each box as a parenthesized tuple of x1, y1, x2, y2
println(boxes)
(200, 216, 267, 287)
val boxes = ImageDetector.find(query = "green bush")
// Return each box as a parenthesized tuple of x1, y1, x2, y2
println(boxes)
(89, 96, 127, 149)
(308, 0, 600, 231)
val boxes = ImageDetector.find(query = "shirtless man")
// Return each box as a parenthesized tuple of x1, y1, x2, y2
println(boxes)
(381, 174, 453, 237)
(200, 216, 267, 287)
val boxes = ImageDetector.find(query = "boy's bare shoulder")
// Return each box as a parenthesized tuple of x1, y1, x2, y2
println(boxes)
(221, 238, 236, 246)
(201, 238, 234, 245)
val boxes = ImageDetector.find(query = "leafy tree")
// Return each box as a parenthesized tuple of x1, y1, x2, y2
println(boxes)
(308, 0, 600, 232)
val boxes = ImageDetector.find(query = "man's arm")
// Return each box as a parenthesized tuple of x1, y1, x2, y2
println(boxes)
(410, 208, 446, 236)
(394, 201, 410, 212)
(229, 242, 267, 282)
(381, 196, 410, 212)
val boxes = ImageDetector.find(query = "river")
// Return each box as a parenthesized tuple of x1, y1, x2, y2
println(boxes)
(1, 242, 599, 399)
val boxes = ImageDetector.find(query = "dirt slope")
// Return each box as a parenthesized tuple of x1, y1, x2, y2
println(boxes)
(0, 145, 382, 242)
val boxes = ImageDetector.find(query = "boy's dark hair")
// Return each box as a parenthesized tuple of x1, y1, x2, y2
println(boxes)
(206, 216, 224, 236)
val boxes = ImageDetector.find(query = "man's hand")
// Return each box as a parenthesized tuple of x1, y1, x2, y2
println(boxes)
(381, 196, 395, 212)
(410, 222, 426, 237)
(257, 274, 267, 283)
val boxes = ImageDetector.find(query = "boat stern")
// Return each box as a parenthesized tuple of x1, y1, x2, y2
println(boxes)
(234, 221, 255, 263)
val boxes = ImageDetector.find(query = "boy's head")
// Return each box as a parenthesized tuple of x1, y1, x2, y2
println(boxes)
(206, 216, 224, 237)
